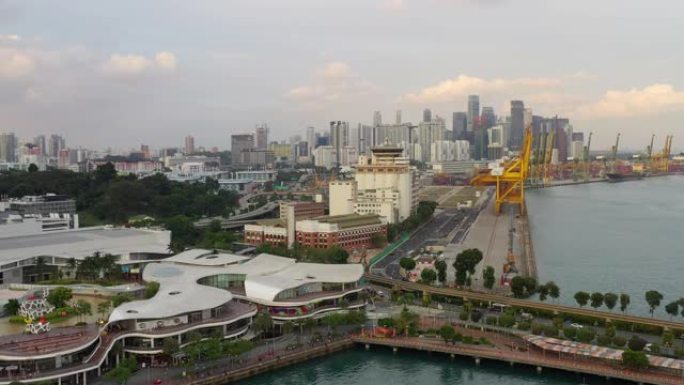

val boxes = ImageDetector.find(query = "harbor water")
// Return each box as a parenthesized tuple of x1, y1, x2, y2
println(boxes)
(527, 175, 684, 317)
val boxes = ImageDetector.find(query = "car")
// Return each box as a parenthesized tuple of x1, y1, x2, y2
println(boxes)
(644, 343, 653, 352)
(153, 379, 163, 385)
(570, 323, 583, 329)
(376, 290, 385, 297)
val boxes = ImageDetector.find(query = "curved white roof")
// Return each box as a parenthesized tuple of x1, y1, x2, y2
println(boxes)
(164, 249, 249, 266)
(108, 263, 232, 323)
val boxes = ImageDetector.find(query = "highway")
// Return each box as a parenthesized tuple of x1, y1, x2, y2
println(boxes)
(366, 274, 684, 332)
(194, 201, 279, 228)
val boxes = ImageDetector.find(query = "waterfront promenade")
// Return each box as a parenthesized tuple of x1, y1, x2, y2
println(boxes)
(367, 274, 684, 332)
(353, 335, 684, 385)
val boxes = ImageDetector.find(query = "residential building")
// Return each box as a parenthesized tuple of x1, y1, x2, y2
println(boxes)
(358, 124, 373, 154)
(430, 140, 470, 163)
(184, 135, 195, 154)
(571, 132, 585, 160)
(306, 126, 316, 156)
(452, 112, 467, 141)
(373, 111, 382, 127)
(33, 135, 46, 156)
(423, 108, 432, 123)
(395, 109, 402, 125)
(312, 146, 357, 169)
(230, 134, 254, 166)
(510, 100, 525, 150)
(329, 121, 349, 169)
(329, 180, 358, 216)
(48, 135, 65, 158)
(239, 149, 275, 168)
(255, 124, 269, 150)
(417, 117, 445, 163)
(296, 214, 387, 251)
(467, 95, 480, 134)
(0, 132, 16, 163)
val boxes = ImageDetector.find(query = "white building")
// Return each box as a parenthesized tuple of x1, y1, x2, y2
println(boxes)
(329, 180, 357, 216)
(418, 118, 445, 163)
(313, 146, 358, 169)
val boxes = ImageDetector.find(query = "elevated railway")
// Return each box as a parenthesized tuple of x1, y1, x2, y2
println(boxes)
(366, 274, 684, 332)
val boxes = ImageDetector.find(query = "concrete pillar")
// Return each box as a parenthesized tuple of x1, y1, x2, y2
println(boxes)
(98, 366, 101, 376)
(178, 334, 182, 344)
(76, 373, 79, 385)
(83, 371, 87, 385)
(150, 338, 155, 348)
(58, 376, 62, 385)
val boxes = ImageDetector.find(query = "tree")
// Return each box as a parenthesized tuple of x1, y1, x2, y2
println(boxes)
(622, 350, 649, 370)
(97, 301, 111, 319)
(399, 258, 416, 273)
(396, 308, 419, 336)
(95, 162, 117, 184)
(253, 312, 273, 338)
(537, 284, 549, 302)
(3, 299, 20, 316)
(435, 260, 447, 285)
(510, 276, 526, 298)
(74, 299, 92, 322)
(482, 266, 496, 290)
(662, 330, 674, 348)
(590, 292, 604, 309)
(628, 335, 648, 351)
(162, 337, 180, 356)
(619, 293, 631, 313)
(574, 291, 590, 307)
(47, 287, 73, 308)
(563, 327, 577, 339)
(145, 281, 160, 299)
(644, 290, 664, 317)
(28, 163, 39, 173)
(111, 293, 134, 308)
(398, 292, 415, 309)
(546, 281, 560, 302)
(105, 356, 137, 385)
(603, 292, 618, 311)
(453, 248, 483, 287)
(370, 233, 387, 248)
(438, 325, 455, 343)
(664, 301, 680, 319)
(577, 328, 596, 343)
(420, 268, 437, 284)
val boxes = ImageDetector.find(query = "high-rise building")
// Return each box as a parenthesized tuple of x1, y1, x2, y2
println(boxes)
(140, 144, 150, 159)
(467, 95, 480, 133)
(423, 108, 432, 123)
(255, 124, 269, 150)
(329, 121, 349, 170)
(184, 136, 195, 155)
(359, 124, 373, 155)
(571, 132, 585, 160)
(510, 100, 525, 150)
(373, 111, 382, 127)
(452, 112, 467, 141)
(0, 132, 17, 163)
(417, 117, 445, 163)
(306, 126, 316, 156)
(33, 135, 46, 156)
(231, 134, 254, 166)
(541, 117, 570, 162)
(395, 110, 402, 125)
(48, 135, 65, 158)
(480, 107, 496, 130)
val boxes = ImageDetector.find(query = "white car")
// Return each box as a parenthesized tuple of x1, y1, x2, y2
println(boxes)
(570, 323, 584, 329)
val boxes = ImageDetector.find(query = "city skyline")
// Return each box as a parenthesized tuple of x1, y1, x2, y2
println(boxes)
(1, 0, 683, 150)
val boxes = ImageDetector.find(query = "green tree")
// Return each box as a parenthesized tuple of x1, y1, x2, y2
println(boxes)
(662, 330, 675, 348)
(537, 284, 549, 302)
(3, 299, 20, 316)
(619, 293, 631, 313)
(111, 293, 134, 308)
(664, 301, 680, 319)
(590, 292, 604, 309)
(545, 281, 560, 302)
(510, 276, 526, 298)
(438, 325, 455, 343)
(74, 299, 92, 322)
(162, 337, 180, 356)
(396, 308, 419, 336)
(482, 266, 496, 290)
(563, 327, 577, 339)
(145, 281, 160, 299)
(622, 350, 649, 369)
(95, 162, 117, 184)
(453, 248, 483, 287)
(435, 260, 447, 285)
(399, 258, 416, 273)
(105, 356, 137, 385)
(644, 290, 663, 317)
(603, 292, 618, 311)
(420, 268, 437, 285)
(97, 301, 111, 319)
(370, 233, 387, 248)
(46, 287, 73, 308)
(398, 292, 415, 309)
(574, 291, 590, 307)
(253, 312, 273, 338)
(577, 328, 596, 343)
(28, 163, 39, 173)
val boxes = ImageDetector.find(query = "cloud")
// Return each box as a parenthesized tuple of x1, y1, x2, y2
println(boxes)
(0, 34, 20, 42)
(379, 0, 407, 12)
(402, 74, 561, 103)
(102, 51, 177, 76)
(576, 84, 684, 118)
(286, 61, 379, 104)
(0, 49, 35, 78)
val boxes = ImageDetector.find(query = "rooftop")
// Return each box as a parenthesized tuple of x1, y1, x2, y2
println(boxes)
(164, 249, 249, 266)
(310, 213, 384, 229)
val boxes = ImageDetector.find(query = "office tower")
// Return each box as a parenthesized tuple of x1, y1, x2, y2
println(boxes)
(184, 136, 195, 155)
(306, 126, 316, 155)
(541, 117, 570, 162)
(480, 107, 496, 129)
(510, 100, 525, 150)
(395, 110, 402, 125)
(452, 112, 467, 140)
(373, 111, 382, 127)
(329, 121, 349, 170)
(418, 117, 445, 163)
(358, 124, 373, 154)
(48, 135, 65, 158)
(467, 95, 480, 134)
(33, 135, 46, 156)
(571, 132, 585, 160)
(255, 124, 269, 150)
(423, 108, 432, 123)
(0, 132, 17, 163)
(231, 134, 254, 165)
(349, 125, 359, 151)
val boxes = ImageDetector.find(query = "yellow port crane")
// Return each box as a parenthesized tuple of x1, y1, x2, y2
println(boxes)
(470, 126, 533, 215)
(651, 135, 674, 174)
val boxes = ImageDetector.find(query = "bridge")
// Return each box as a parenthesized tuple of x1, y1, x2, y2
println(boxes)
(353, 334, 683, 385)
(366, 274, 684, 332)
(194, 201, 280, 229)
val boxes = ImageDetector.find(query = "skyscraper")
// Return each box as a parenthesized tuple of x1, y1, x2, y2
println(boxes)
(452, 112, 467, 140)
(418, 117, 445, 163)
(510, 100, 525, 150)
(306, 126, 316, 156)
(467, 95, 480, 134)
(480, 107, 496, 129)
(33, 135, 46, 156)
(423, 108, 432, 123)
(359, 124, 373, 154)
(231, 134, 254, 165)
(255, 124, 269, 150)
(0, 132, 16, 163)
(184, 136, 195, 155)
(373, 111, 382, 127)
(395, 110, 402, 125)
(48, 135, 65, 158)
(329, 121, 349, 170)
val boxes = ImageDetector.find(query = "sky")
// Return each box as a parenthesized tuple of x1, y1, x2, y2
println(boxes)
(1, 0, 683, 152)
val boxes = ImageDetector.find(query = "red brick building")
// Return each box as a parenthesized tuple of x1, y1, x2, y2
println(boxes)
(295, 214, 387, 251)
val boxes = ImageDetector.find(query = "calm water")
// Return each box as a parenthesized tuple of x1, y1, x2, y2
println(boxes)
(527, 175, 684, 317)
(238, 348, 601, 385)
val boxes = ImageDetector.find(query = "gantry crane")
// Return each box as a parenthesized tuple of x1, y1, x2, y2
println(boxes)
(583, 132, 593, 182)
(651, 135, 674, 174)
(470, 126, 533, 215)
(610, 133, 621, 173)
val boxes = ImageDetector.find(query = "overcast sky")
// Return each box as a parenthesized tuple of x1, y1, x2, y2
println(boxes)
(1, 0, 683, 151)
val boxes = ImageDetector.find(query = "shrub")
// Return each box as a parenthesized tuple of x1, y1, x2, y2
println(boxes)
(577, 328, 596, 343)
(674, 348, 684, 358)
(470, 310, 482, 323)
(563, 327, 577, 339)
(612, 336, 627, 348)
(485, 316, 498, 326)
(463, 335, 474, 344)
(552, 317, 564, 329)
(459, 312, 469, 321)
(649, 343, 660, 354)
(498, 314, 516, 328)
(531, 323, 544, 335)
(627, 336, 648, 352)
(622, 349, 649, 369)
(596, 335, 611, 346)
(452, 332, 463, 343)
(604, 325, 616, 338)
(543, 325, 559, 338)
(517, 321, 531, 331)
(378, 318, 395, 327)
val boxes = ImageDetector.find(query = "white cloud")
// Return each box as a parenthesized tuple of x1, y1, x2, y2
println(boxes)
(287, 61, 379, 104)
(379, 0, 407, 12)
(576, 84, 684, 118)
(102, 51, 177, 76)
(402, 74, 561, 103)
(0, 49, 35, 78)
(0, 34, 20, 42)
